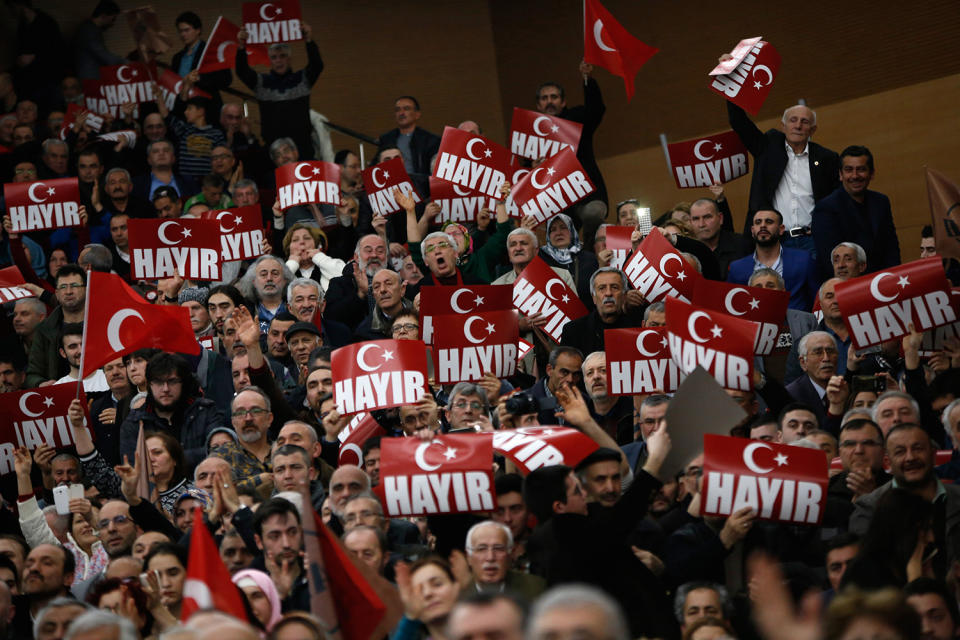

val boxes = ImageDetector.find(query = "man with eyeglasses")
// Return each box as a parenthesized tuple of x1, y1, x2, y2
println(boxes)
(342, 492, 420, 553)
(26, 264, 86, 387)
(97, 501, 139, 560)
(444, 382, 492, 432)
(786, 331, 838, 429)
(464, 520, 545, 600)
(529, 347, 583, 426)
(209, 386, 276, 498)
(825, 418, 888, 528)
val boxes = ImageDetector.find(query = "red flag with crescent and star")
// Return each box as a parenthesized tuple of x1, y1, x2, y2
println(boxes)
(362, 157, 422, 216)
(690, 278, 790, 356)
(604, 327, 681, 395)
(701, 434, 827, 525)
(0, 266, 35, 303)
(4, 178, 82, 234)
(583, 0, 659, 100)
(98, 63, 153, 107)
(665, 130, 750, 189)
(0, 383, 89, 459)
(492, 426, 599, 473)
(433, 127, 511, 200)
(419, 284, 514, 344)
(331, 340, 429, 415)
(275, 161, 341, 210)
(708, 39, 781, 115)
(127, 218, 223, 281)
(622, 227, 702, 303)
(197, 16, 270, 73)
(182, 507, 249, 622)
(80, 271, 200, 378)
(338, 413, 387, 467)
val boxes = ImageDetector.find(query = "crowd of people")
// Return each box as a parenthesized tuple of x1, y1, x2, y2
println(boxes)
(1, 1, 959, 639)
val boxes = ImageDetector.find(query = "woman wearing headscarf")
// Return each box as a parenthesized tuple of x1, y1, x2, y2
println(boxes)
(234, 569, 284, 634)
(538, 213, 600, 310)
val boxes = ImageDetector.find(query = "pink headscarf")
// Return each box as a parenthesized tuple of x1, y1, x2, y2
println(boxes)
(232, 568, 283, 632)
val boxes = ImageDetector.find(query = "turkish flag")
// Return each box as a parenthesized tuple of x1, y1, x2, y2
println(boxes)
(433, 127, 511, 199)
(492, 426, 598, 473)
(128, 219, 223, 281)
(665, 297, 758, 391)
(98, 63, 154, 106)
(241, 0, 303, 43)
(0, 384, 88, 459)
(0, 266, 35, 303)
(603, 225, 634, 270)
(363, 157, 422, 216)
(81, 271, 200, 378)
(419, 284, 514, 344)
(378, 434, 496, 516)
(182, 507, 249, 622)
(925, 167, 960, 262)
(332, 339, 429, 415)
(708, 39, 781, 115)
(4, 178, 82, 233)
(702, 434, 827, 525)
(835, 257, 957, 350)
(604, 327, 681, 395)
(583, 0, 658, 100)
(275, 161, 341, 210)
(509, 107, 583, 160)
(200, 205, 266, 261)
(434, 309, 520, 385)
(197, 16, 270, 73)
(150, 65, 211, 112)
(623, 227, 702, 303)
(690, 278, 790, 356)
(511, 148, 596, 226)
(666, 130, 750, 189)
(337, 413, 386, 467)
(513, 257, 589, 342)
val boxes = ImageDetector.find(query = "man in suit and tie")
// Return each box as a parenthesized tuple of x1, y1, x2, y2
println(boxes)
(727, 102, 840, 253)
(785, 331, 839, 429)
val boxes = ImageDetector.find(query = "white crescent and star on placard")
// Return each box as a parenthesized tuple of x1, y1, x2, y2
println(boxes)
(371, 167, 390, 189)
(531, 115, 561, 137)
(450, 288, 484, 314)
(529, 167, 555, 190)
(465, 138, 492, 161)
(463, 315, 495, 344)
(294, 162, 320, 181)
(414, 440, 458, 471)
(215, 210, 238, 233)
(724, 288, 760, 316)
(687, 310, 724, 343)
(27, 182, 50, 203)
(635, 329, 666, 357)
(658, 253, 687, 282)
(544, 278, 570, 304)
(259, 2, 283, 21)
(868, 272, 910, 303)
(751, 65, 773, 90)
(157, 221, 190, 246)
(216, 42, 234, 62)
(742, 441, 788, 474)
(356, 343, 394, 373)
(18, 391, 53, 418)
(452, 184, 473, 197)
(116, 65, 134, 83)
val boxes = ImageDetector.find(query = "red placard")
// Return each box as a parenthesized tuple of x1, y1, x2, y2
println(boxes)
(702, 434, 827, 525)
(4, 178, 82, 233)
(82, 79, 112, 116)
(275, 161, 341, 210)
(151, 66, 211, 112)
(63, 103, 104, 136)
(605, 327, 681, 395)
(623, 227, 701, 303)
(511, 148, 596, 226)
(509, 107, 583, 161)
(690, 279, 790, 356)
(379, 434, 495, 516)
(665, 297, 758, 391)
(434, 309, 520, 384)
(338, 413, 386, 467)
(666, 130, 750, 189)
(603, 225, 634, 270)
(241, 0, 302, 43)
(920, 289, 960, 356)
(419, 284, 514, 344)
(363, 157, 421, 216)
(98, 63, 154, 106)
(835, 258, 957, 350)
(197, 16, 270, 73)
(332, 339, 429, 415)
(128, 219, 223, 281)
(708, 40, 781, 115)
(0, 384, 90, 471)
(492, 426, 599, 473)
(0, 266, 35, 303)
(433, 127, 511, 199)
(513, 257, 589, 343)
(428, 177, 488, 224)
(200, 205, 266, 261)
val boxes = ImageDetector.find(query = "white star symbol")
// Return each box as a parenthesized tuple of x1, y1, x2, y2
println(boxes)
(753, 81, 763, 89)
(276, 7, 282, 13)
(474, 295, 484, 306)
(443, 447, 458, 460)
(541, 428, 556, 435)
(550, 125, 559, 133)
(483, 149, 492, 158)
(675, 271, 687, 281)
(312, 167, 320, 175)
(897, 276, 910, 288)
(546, 167, 556, 176)
(485, 323, 496, 334)
(710, 325, 723, 338)
(47, 187, 56, 196)
(774, 453, 789, 466)
(181, 228, 192, 238)
(42, 396, 55, 407)
(381, 349, 395, 362)
(383, 171, 390, 180)
(131, 70, 137, 77)
(660, 337, 669, 347)
(234, 215, 243, 225)
(749, 298, 759, 309)
(561, 294, 570, 303)
(713, 143, 723, 151)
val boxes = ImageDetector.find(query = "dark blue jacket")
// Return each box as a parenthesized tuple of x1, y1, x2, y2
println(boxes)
(727, 247, 820, 311)
(811, 187, 901, 281)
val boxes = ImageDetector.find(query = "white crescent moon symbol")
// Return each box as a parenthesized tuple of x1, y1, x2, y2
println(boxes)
(216, 210, 236, 233)
(693, 140, 715, 161)
(512, 169, 530, 183)
(173, 80, 183, 95)
(465, 138, 485, 161)
(18, 392, 43, 418)
(415, 441, 443, 472)
(107, 308, 144, 352)
(116, 65, 132, 83)
(294, 162, 313, 181)
(593, 19, 616, 52)
(752, 64, 773, 86)
(635, 330, 661, 357)
(339, 443, 363, 466)
(532, 116, 552, 137)
(371, 167, 387, 189)
(545, 278, 565, 301)
(687, 311, 712, 344)
(216, 42, 232, 62)
(463, 315, 485, 345)
(869, 272, 898, 303)
(260, 2, 276, 20)
(450, 288, 474, 314)
(157, 221, 182, 246)
(529, 167, 551, 190)
(743, 441, 774, 474)
(356, 343, 382, 373)
(659, 253, 683, 278)
(724, 288, 750, 316)
(452, 184, 472, 197)
(27, 182, 48, 203)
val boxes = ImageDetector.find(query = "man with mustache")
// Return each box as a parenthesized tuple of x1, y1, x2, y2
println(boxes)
(240, 255, 292, 334)
(464, 521, 545, 601)
(582, 351, 634, 445)
(785, 331, 838, 429)
(560, 267, 641, 356)
(324, 234, 391, 330)
(100, 167, 153, 220)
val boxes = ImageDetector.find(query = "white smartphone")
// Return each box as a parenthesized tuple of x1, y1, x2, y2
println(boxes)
(52, 486, 71, 515)
(69, 483, 84, 500)
(636, 207, 653, 236)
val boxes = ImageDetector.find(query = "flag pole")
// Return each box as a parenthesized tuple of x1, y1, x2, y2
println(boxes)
(76, 270, 91, 399)
(659, 133, 672, 178)
(583, 0, 587, 87)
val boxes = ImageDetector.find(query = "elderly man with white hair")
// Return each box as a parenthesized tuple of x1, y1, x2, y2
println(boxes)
(464, 520, 544, 601)
(527, 584, 631, 640)
(785, 330, 839, 429)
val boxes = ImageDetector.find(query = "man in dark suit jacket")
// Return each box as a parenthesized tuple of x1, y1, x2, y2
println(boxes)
(377, 96, 440, 179)
(784, 330, 839, 430)
(811, 145, 901, 280)
(727, 102, 840, 249)
(170, 11, 233, 125)
(560, 267, 642, 356)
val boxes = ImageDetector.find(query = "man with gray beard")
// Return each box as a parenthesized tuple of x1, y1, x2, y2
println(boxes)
(239, 255, 294, 334)
(209, 386, 276, 497)
(324, 234, 392, 329)
(582, 352, 634, 445)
